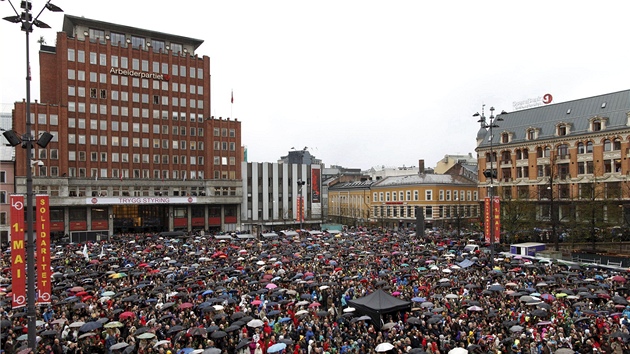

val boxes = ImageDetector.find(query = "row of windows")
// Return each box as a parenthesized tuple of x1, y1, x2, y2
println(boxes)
(68, 49, 203, 78)
(66, 135, 210, 151)
(372, 190, 478, 202)
(86, 29, 185, 55)
(67, 119, 204, 137)
(66, 151, 211, 164)
(213, 128, 237, 137)
(68, 99, 204, 113)
(501, 119, 607, 144)
(67, 70, 205, 96)
(372, 205, 480, 219)
(491, 139, 624, 163)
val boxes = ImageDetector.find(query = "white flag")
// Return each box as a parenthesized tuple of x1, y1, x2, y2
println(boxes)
(83, 244, 89, 261)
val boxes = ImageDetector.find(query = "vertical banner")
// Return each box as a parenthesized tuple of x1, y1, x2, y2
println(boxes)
(36, 195, 52, 304)
(483, 197, 491, 244)
(10, 195, 26, 309)
(492, 196, 501, 244)
(296, 196, 304, 223)
(311, 167, 321, 204)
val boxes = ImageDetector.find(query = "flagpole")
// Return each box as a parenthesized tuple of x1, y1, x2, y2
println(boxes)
(231, 89, 233, 118)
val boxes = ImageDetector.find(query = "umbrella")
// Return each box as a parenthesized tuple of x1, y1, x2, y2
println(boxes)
(247, 319, 264, 328)
(449, 348, 468, 354)
(203, 349, 222, 354)
(69, 321, 85, 328)
(555, 349, 575, 354)
(137, 332, 156, 339)
(375, 343, 395, 352)
(78, 332, 96, 339)
(210, 330, 227, 339)
(119, 311, 135, 320)
(110, 342, 130, 350)
(79, 321, 102, 332)
(268, 343, 287, 353)
(154, 340, 171, 348)
(235, 339, 251, 350)
(509, 325, 524, 332)
(105, 321, 124, 328)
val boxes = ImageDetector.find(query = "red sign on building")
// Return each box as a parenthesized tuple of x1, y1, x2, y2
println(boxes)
(36, 195, 52, 304)
(10, 195, 26, 308)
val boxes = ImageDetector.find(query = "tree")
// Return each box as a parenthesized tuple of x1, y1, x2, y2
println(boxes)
(501, 191, 537, 244)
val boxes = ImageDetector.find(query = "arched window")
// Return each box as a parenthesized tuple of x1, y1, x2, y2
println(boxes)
(544, 147, 551, 157)
(604, 139, 612, 152)
(577, 142, 585, 154)
(557, 144, 569, 158)
(613, 138, 621, 151)
(516, 149, 522, 160)
(586, 141, 593, 153)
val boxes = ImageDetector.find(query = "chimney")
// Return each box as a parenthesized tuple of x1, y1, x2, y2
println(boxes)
(418, 159, 425, 174)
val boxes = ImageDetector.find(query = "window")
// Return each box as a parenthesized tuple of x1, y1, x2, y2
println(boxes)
(131, 36, 145, 49)
(171, 43, 183, 54)
(604, 139, 612, 152)
(425, 190, 432, 201)
(111, 32, 125, 46)
(558, 125, 567, 136)
(586, 141, 593, 153)
(592, 120, 602, 131)
(501, 132, 509, 143)
(557, 144, 569, 159)
(527, 129, 536, 140)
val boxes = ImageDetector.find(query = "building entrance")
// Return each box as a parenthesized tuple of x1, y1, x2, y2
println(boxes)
(113, 204, 169, 233)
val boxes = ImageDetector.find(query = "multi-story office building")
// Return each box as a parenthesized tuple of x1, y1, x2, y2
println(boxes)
(241, 162, 323, 233)
(475, 89, 630, 242)
(9, 15, 242, 240)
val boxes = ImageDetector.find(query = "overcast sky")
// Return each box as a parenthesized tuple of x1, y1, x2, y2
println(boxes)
(2, 1, 630, 170)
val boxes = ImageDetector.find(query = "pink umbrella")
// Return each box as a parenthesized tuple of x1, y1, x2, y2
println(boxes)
(308, 302, 321, 308)
(266, 283, 278, 290)
(251, 300, 262, 305)
(179, 302, 194, 309)
(392, 291, 401, 296)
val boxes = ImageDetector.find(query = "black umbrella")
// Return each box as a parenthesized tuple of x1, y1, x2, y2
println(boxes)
(235, 339, 251, 350)
(224, 325, 240, 333)
(79, 321, 102, 333)
(210, 330, 227, 339)
(167, 325, 185, 334)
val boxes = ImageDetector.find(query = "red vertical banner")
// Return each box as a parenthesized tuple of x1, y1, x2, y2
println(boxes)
(484, 197, 491, 244)
(36, 195, 52, 304)
(10, 195, 26, 309)
(492, 196, 501, 244)
(311, 168, 321, 204)
(296, 196, 304, 223)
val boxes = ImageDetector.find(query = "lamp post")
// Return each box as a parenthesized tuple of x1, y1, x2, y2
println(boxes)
(455, 197, 461, 238)
(297, 179, 306, 230)
(474, 106, 507, 268)
(2, 1, 62, 352)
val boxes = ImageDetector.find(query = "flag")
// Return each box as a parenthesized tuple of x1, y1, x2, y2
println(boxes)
(231, 90, 233, 104)
(99, 246, 105, 259)
(82, 244, 89, 262)
(120, 173, 123, 182)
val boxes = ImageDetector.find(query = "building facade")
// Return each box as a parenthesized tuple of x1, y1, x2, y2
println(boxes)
(241, 162, 323, 233)
(328, 173, 479, 230)
(475, 89, 630, 242)
(9, 15, 242, 240)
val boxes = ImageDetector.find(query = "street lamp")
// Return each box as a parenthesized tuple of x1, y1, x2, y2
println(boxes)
(455, 197, 461, 238)
(474, 105, 507, 267)
(2, 1, 62, 352)
(297, 179, 306, 231)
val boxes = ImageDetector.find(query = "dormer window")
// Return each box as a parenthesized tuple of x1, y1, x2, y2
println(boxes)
(526, 127, 539, 140)
(501, 132, 510, 143)
(589, 116, 607, 132)
(555, 122, 572, 137)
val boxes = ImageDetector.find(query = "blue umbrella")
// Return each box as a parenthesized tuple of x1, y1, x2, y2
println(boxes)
(178, 348, 194, 354)
(411, 297, 426, 303)
(267, 343, 287, 353)
(202, 290, 214, 296)
(279, 317, 292, 323)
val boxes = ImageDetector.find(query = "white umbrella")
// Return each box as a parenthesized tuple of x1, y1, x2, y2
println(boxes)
(153, 340, 171, 348)
(69, 321, 85, 328)
(343, 307, 355, 313)
(247, 319, 264, 328)
(295, 310, 309, 316)
(375, 342, 394, 352)
(449, 348, 469, 354)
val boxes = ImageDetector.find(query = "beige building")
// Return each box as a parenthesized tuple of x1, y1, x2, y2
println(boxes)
(328, 172, 479, 231)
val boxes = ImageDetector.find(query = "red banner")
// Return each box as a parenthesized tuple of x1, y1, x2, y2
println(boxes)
(311, 168, 321, 204)
(296, 196, 304, 223)
(10, 195, 26, 309)
(484, 197, 491, 244)
(492, 196, 501, 244)
(36, 195, 52, 304)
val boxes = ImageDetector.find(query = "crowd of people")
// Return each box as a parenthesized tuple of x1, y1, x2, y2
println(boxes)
(0, 228, 630, 354)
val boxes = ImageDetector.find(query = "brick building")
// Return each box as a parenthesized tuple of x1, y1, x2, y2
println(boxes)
(10, 15, 242, 240)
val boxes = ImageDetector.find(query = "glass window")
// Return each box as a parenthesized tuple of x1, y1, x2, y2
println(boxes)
(131, 36, 145, 49)
(110, 32, 125, 46)
(68, 48, 75, 61)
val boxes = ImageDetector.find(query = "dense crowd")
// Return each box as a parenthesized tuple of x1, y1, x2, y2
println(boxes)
(1, 229, 630, 354)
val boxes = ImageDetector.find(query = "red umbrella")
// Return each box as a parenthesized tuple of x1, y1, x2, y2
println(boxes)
(179, 302, 194, 309)
(612, 275, 627, 283)
(119, 311, 135, 320)
(309, 302, 321, 308)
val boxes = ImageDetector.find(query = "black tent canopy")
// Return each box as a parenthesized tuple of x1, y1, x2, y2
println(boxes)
(347, 289, 411, 329)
